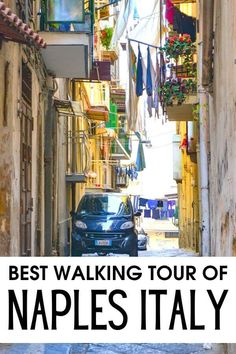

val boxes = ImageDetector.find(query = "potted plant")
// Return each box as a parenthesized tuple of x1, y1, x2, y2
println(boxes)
(100, 27, 113, 50)
(159, 78, 197, 106)
(161, 34, 196, 77)
(159, 78, 198, 121)
(160, 34, 196, 60)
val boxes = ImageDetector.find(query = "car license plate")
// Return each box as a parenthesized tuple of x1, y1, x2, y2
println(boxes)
(95, 240, 112, 246)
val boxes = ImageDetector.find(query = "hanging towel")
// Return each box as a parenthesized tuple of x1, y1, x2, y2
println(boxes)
(135, 132, 146, 171)
(136, 46, 143, 97)
(127, 41, 139, 131)
(144, 209, 151, 218)
(130, 44, 137, 82)
(146, 47, 153, 96)
(165, 0, 174, 24)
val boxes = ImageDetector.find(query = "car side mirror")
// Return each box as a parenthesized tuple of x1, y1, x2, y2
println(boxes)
(134, 211, 141, 217)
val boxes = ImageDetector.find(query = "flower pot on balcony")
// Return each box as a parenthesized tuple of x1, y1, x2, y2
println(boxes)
(101, 50, 118, 64)
(166, 95, 198, 121)
(86, 106, 109, 122)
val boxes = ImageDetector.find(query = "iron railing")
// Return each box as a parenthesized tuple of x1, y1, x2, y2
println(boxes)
(66, 130, 90, 176)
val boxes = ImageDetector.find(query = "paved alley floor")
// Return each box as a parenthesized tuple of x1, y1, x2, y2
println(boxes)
(0, 343, 226, 354)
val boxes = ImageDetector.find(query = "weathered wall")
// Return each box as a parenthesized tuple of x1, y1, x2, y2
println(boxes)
(208, 0, 236, 256)
(0, 29, 48, 255)
(207, 2, 236, 352)
(178, 123, 200, 252)
(0, 41, 21, 256)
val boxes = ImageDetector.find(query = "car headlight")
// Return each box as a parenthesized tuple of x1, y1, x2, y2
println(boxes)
(120, 221, 134, 230)
(75, 220, 87, 229)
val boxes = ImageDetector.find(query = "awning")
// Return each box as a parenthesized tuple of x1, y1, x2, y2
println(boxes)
(0, 1, 46, 48)
(54, 99, 83, 116)
(86, 106, 109, 121)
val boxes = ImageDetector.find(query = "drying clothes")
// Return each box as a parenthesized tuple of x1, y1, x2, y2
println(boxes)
(173, 7, 196, 42)
(152, 209, 160, 220)
(139, 198, 148, 207)
(136, 46, 143, 96)
(165, 0, 174, 24)
(148, 199, 158, 210)
(135, 132, 146, 171)
(130, 44, 137, 82)
(147, 95, 153, 117)
(159, 52, 166, 85)
(146, 47, 153, 96)
(127, 41, 139, 131)
(153, 52, 160, 117)
(144, 209, 151, 218)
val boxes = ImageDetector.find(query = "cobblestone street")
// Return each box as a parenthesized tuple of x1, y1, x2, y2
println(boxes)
(0, 343, 226, 354)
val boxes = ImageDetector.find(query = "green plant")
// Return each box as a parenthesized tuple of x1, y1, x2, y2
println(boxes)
(192, 103, 200, 121)
(100, 27, 113, 50)
(160, 34, 196, 60)
(159, 78, 197, 106)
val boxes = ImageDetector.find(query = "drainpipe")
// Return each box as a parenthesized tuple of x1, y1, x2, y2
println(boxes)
(198, 0, 214, 256)
(44, 86, 54, 256)
(71, 80, 77, 212)
(198, 91, 210, 256)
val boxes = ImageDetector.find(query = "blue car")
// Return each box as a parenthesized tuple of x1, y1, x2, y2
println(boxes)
(71, 193, 140, 257)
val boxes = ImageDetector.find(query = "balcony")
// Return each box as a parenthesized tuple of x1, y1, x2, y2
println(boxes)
(66, 130, 90, 183)
(101, 49, 118, 64)
(38, 0, 94, 78)
(166, 95, 198, 121)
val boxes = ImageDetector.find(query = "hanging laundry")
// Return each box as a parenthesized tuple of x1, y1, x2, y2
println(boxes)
(139, 198, 148, 207)
(141, 55, 147, 90)
(152, 209, 160, 220)
(130, 44, 137, 82)
(136, 45, 143, 97)
(144, 209, 151, 218)
(148, 199, 158, 210)
(153, 51, 160, 117)
(146, 46, 157, 117)
(159, 52, 166, 85)
(165, 0, 174, 25)
(146, 47, 153, 96)
(173, 7, 196, 42)
(135, 132, 146, 171)
(127, 41, 139, 131)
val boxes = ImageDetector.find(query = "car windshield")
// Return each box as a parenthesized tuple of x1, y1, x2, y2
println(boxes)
(77, 194, 132, 216)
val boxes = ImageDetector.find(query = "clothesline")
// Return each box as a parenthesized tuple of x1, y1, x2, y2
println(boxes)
(128, 38, 160, 50)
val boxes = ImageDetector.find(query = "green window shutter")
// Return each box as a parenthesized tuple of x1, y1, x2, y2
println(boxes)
(106, 101, 117, 128)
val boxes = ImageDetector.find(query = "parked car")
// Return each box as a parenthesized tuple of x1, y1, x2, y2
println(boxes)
(71, 193, 140, 257)
(137, 227, 148, 251)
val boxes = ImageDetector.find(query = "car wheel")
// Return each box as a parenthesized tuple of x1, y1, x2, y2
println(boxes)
(129, 247, 138, 257)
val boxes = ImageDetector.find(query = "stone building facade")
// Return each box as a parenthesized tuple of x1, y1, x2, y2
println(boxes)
(0, 1, 49, 256)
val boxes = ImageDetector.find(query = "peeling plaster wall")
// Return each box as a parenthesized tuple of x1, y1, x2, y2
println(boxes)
(208, 0, 236, 256)
(0, 41, 20, 256)
(0, 37, 48, 255)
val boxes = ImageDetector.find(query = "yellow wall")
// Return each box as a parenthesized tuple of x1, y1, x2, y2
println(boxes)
(177, 121, 200, 252)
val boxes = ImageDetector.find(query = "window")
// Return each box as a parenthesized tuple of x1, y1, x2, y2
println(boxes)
(48, 0, 84, 23)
